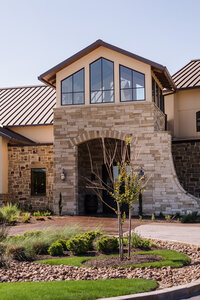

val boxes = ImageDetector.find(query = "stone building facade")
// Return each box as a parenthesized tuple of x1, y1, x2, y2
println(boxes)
(8, 144, 53, 211)
(53, 102, 199, 216)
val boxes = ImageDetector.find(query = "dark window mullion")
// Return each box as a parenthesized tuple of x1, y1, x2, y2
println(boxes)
(131, 70, 134, 100)
(101, 58, 103, 103)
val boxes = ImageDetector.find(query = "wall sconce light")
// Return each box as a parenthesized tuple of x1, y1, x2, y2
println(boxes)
(61, 168, 66, 181)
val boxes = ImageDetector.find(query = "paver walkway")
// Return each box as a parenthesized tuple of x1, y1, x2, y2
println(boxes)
(135, 223, 200, 245)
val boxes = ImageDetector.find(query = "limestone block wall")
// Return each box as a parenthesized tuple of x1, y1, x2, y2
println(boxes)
(53, 101, 199, 216)
(172, 140, 200, 198)
(8, 145, 53, 211)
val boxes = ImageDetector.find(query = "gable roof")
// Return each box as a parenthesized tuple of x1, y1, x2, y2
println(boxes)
(172, 59, 200, 90)
(0, 85, 56, 127)
(38, 39, 175, 90)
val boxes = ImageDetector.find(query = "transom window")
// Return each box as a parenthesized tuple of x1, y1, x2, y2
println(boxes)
(196, 111, 200, 132)
(120, 65, 145, 101)
(61, 69, 84, 105)
(90, 58, 114, 103)
(31, 168, 46, 196)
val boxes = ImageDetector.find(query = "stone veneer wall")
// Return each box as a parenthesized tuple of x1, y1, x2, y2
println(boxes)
(8, 145, 53, 211)
(172, 140, 200, 198)
(54, 101, 200, 216)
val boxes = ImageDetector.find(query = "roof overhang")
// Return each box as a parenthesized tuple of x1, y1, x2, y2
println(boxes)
(38, 39, 176, 91)
(0, 127, 35, 145)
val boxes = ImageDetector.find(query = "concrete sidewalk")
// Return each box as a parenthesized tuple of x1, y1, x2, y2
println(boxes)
(135, 223, 200, 246)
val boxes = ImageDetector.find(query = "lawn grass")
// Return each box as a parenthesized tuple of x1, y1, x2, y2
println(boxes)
(0, 279, 158, 300)
(36, 249, 190, 269)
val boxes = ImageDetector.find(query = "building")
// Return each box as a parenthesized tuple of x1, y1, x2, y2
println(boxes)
(165, 60, 200, 199)
(0, 40, 199, 215)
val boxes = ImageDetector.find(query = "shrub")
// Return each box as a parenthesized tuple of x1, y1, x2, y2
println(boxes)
(66, 235, 89, 255)
(7, 245, 26, 261)
(55, 239, 67, 251)
(181, 211, 199, 223)
(0, 223, 8, 242)
(21, 212, 31, 223)
(32, 241, 49, 255)
(0, 203, 21, 223)
(165, 215, 171, 221)
(151, 213, 155, 221)
(48, 242, 64, 256)
(81, 230, 102, 250)
(0, 211, 4, 223)
(131, 233, 156, 250)
(96, 236, 119, 254)
(23, 230, 42, 238)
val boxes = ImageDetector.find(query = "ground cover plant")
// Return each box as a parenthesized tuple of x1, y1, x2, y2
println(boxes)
(0, 278, 158, 300)
(37, 249, 190, 269)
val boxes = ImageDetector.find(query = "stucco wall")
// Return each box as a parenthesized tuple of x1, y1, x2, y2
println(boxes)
(53, 101, 199, 216)
(10, 125, 54, 143)
(165, 89, 200, 139)
(8, 145, 53, 211)
(56, 46, 152, 107)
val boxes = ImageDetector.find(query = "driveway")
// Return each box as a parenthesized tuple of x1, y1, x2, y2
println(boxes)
(135, 223, 200, 246)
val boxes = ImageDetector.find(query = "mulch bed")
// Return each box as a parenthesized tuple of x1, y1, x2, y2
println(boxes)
(84, 254, 163, 268)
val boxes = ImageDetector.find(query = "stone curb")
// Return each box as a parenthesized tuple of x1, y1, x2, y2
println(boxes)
(97, 280, 200, 300)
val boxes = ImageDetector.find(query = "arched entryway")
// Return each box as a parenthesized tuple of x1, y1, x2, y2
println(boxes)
(77, 137, 130, 215)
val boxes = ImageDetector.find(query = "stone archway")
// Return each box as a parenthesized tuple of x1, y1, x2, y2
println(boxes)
(77, 137, 129, 215)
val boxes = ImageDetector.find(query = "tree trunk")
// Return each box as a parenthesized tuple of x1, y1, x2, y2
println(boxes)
(117, 203, 123, 261)
(128, 206, 132, 259)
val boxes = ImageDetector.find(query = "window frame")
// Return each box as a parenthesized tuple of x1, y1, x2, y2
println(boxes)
(89, 57, 115, 104)
(61, 68, 85, 106)
(31, 168, 46, 196)
(119, 64, 146, 102)
(196, 111, 200, 132)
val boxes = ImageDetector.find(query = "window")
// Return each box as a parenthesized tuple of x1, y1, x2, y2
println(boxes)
(61, 69, 84, 105)
(196, 111, 200, 132)
(31, 168, 46, 196)
(152, 77, 164, 113)
(90, 58, 114, 103)
(120, 65, 145, 101)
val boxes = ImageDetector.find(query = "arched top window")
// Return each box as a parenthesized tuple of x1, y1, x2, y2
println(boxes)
(120, 65, 145, 102)
(61, 68, 84, 105)
(196, 111, 200, 132)
(90, 58, 114, 104)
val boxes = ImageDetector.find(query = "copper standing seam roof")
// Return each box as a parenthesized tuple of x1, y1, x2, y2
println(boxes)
(172, 59, 200, 90)
(38, 39, 175, 91)
(0, 85, 56, 127)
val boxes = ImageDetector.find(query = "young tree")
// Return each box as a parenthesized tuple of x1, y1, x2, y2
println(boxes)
(85, 137, 147, 261)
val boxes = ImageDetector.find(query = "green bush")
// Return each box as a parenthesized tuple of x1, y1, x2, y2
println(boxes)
(181, 211, 199, 223)
(66, 235, 89, 255)
(0, 211, 4, 223)
(48, 242, 64, 256)
(23, 230, 42, 238)
(21, 212, 31, 223)
(96, 235, 119, 254)
(7, 245, 27, 261)
(131, 233, 155, 250)
(55, 239, 68, 251)
(32, 241, 49, 255)
(81, 230, 102, 250)
(0, 203, 21, 223)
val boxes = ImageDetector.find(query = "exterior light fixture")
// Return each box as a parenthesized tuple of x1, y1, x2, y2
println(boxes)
(61, 168, 66, 181)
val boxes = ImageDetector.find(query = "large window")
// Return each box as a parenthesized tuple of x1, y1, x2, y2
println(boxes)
(196, 111, 200, 132)
(31, 168, 46, 196)
(120, 65, 145, 101)
(61, 69, 84, 105)
(152, 77, 164, 112)
(90, 58, 114, 103)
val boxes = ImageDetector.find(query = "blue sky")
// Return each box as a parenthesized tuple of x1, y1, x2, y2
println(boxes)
(0, 0, 200, 88)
